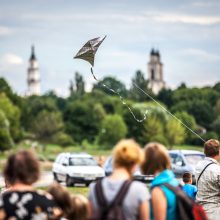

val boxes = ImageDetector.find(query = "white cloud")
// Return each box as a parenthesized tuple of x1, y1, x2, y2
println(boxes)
(0, 26, 12, 36)
(192, 1, 220, 8)
(182, 48, 220, 62)
(0, 54, 24, 65)
(153, 14, 220, 25)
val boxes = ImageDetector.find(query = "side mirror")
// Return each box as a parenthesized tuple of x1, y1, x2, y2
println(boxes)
(62, 162, 68, 166)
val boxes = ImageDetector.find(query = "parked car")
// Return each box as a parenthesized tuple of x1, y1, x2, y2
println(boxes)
(169, 150, 205, 183)
(103, 156, 154, 185)
(52, 152, 105, 186)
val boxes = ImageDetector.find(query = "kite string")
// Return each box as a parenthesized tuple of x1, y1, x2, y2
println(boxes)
(133, 83, 206, 143)
(91, 68, 147, 123)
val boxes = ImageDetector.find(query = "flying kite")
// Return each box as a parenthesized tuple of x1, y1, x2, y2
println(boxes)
(73, 36, 147, 123)
(74, 36, 106, 67)
(73, 36, 206, 142)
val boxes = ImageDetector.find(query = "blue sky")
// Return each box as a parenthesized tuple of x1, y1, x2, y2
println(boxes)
(0, 0, 220, 96)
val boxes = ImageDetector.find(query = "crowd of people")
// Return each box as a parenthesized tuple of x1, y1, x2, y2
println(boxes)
(0, 138, 219, 220)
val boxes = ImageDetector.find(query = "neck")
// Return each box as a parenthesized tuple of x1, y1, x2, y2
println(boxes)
(109, 167, 131, 180)
(9, 183, 34, 191)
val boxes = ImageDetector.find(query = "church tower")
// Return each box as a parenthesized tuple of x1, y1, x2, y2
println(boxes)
(27, 46, 40, 96)
(147, 49, 165, 94)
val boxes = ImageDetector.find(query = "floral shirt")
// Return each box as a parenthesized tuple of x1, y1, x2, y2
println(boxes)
(0, 190, 60, 220)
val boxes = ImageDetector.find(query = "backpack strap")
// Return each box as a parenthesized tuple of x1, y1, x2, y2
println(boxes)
(95, 179, 108, 208)
(196, 162, 215, 186)
(95, 179, 132, 208)
(112, 180, 132, 206)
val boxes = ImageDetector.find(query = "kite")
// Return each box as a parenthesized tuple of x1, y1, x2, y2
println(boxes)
(74, 36, 106, 67)
(73, 36, 206, 142)
(74, 36, 147, 123)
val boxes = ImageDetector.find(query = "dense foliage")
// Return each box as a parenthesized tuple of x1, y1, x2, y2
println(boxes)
(0, 71, 219, 150)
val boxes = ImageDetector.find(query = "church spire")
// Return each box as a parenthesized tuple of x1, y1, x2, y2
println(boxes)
(30, 45, 36, 61)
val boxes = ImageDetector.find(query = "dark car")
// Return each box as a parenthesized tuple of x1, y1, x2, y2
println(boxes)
(103, 156, 154, 185)
(169, 150, 205, 183)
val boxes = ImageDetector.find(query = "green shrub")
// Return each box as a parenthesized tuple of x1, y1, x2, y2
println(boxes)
(0, 110, 14, 151)
(52, 132, 74, 147)
(98, 114, 127, 148)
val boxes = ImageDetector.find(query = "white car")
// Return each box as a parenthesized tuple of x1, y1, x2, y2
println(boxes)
(52, 153, 105, 186)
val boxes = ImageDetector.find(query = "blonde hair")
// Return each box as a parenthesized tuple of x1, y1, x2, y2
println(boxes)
(113, 139, 143, 173)
(141, 142, 171, 175)
(67, 194, 89, 220)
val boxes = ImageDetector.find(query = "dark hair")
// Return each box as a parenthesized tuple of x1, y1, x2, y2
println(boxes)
(3, 150, 40, 185)
(182, 172, 192, 183)
(204, 139, 220, 157)
(47, 183, 72, 218)
(141, 142, 171, 175)
(67, 195, 89, 220)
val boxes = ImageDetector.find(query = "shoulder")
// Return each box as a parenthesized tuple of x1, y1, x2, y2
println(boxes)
(128, 181, 150, 201)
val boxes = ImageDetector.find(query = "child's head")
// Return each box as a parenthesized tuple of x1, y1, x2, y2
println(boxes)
(183, 172, 192, 184)
(67, 194, 89, 220)
(47, 183, 72, 218)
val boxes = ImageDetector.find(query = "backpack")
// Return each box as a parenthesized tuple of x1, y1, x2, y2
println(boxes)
(90, 179, 132, 220)
(162, 183, 208, 220)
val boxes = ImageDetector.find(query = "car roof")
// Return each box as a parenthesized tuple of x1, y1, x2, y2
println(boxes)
(57, 152, 93, 158)
(169, 149, 204, 155)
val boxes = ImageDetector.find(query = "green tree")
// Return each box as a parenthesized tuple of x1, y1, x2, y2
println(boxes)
(174, 111, 197, 143)
(157, 88, 173, 108)
(0, 110, 14, 151)
(129, 70, 151, 101)
(22, 96, 58, 130)
(123, 107, 145, 145)
(98, 114, 127, 148)
(0, 93, 21, 141)
(30, 110, 64, 143)
(165, 118, 186, 149)
(143, 116, 164, 144)
(64, 101, 105, 142)
(93, 76, 127, 97)
(70, 72, 85, 97)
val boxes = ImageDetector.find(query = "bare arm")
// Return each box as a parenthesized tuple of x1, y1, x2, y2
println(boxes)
(151, 187, 167, 220)
(139, 201, 149, 220)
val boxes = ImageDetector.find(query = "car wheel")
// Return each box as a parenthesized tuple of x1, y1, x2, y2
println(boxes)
(86, 182, 90, 187)
(66, 175, 73, 187)
(53, 173, 60, 182)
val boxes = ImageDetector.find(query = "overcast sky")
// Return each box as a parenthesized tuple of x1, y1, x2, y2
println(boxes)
(0, 0, 220, 96)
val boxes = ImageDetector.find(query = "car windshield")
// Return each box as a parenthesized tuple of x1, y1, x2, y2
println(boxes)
(184, 154, 205, 165)
(69, 157, 97, 166)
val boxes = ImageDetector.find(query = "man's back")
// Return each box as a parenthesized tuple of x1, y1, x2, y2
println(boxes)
(195, 157, 220, 219)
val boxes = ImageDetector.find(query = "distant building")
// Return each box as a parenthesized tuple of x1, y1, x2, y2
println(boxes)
(147, 49, 166, 94)
(27, 46, 40, 96)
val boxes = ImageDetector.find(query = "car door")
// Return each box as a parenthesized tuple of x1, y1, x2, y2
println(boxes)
(59, 156, 69, 182)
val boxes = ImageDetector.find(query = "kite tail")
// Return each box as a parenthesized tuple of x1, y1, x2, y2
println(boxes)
(133, 83, 206, 143)
(90, 68, 148, 123)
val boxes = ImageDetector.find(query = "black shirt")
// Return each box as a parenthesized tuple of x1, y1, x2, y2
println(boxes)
(0, 190, 59, 220)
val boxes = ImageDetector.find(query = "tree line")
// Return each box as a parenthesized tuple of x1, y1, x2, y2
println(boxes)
(0, 70, 219, 151)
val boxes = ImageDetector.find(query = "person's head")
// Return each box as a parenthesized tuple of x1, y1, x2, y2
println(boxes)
(182, 172, 192, 184)
(141, 142, 171, 175)
(112, 139, 143, 175)
(67, 194, 89, 220)
(47, 183, 72, 218)
(3, 150, 40, 185)
(204, 139, 220, 159)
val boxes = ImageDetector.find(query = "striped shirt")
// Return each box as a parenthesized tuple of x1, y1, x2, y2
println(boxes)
(195, 157, 220, 220)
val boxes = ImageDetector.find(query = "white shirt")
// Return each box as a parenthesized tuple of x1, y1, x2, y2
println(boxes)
(195, 157, 220, 220)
